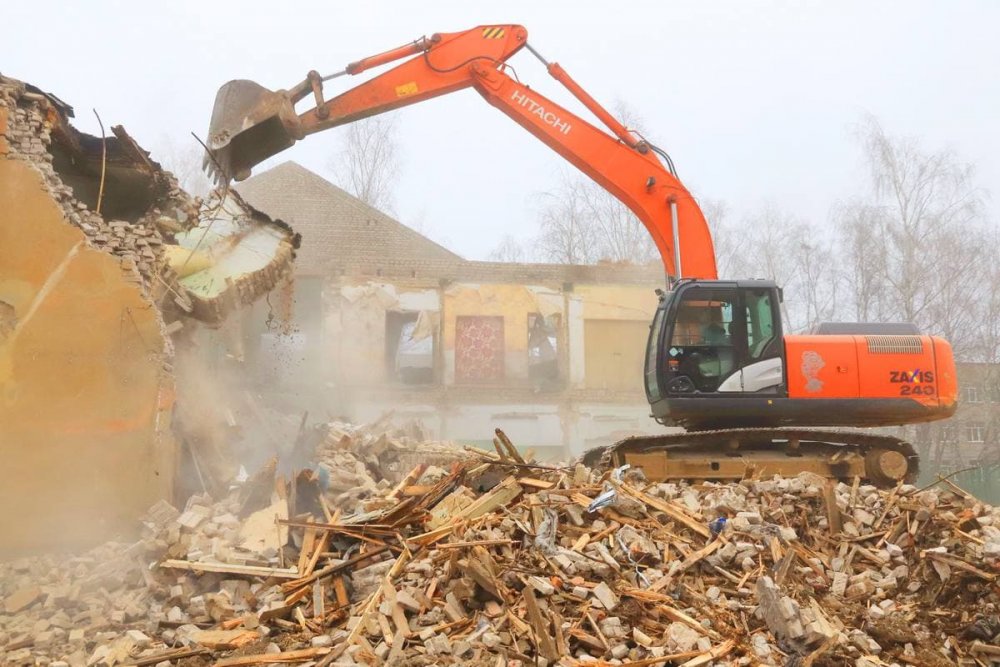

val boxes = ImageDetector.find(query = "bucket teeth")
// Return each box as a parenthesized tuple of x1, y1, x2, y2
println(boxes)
(203, 80, 300, 184)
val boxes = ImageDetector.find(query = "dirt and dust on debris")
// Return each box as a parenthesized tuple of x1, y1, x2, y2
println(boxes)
(3, 418, 1000, 667)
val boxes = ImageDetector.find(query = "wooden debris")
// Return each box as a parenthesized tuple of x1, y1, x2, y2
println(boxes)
(158, 560, 300, 579)
(523, 587, 559, 661)
(213, 647, 332, 666)
(3, 417, 999, 667)
(191, 629, 260, 649)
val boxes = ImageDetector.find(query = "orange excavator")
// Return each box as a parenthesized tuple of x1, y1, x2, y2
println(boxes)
(204, 24, 958, 485)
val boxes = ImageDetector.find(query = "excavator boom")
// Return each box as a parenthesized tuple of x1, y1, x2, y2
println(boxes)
(205, 24, 717, 281)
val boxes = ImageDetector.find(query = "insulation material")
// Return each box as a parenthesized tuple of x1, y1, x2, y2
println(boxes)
(410, 309, 437, 341)
(340, 282, 440, 310)
(173, 190, 297, 325)
(528, 286, 564, 318)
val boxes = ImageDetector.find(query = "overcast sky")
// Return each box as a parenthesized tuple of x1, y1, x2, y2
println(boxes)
(5, 1, 998, 260)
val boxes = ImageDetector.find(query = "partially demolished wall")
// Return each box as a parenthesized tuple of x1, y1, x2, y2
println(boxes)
(0, 75, 297, 554)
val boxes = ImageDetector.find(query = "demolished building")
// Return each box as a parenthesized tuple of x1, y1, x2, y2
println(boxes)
(234, 162, 668, 460)
(0, 75, 298, 554)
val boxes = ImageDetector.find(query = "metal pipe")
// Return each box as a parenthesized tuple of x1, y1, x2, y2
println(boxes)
(526, 42, 644, 152)
(669, 198, 682, 281)
(524, 42, 549, 65)
(321, 70, 349, 83)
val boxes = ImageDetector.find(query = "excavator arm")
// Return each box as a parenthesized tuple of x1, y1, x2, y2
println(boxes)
(206, 24, 717, 280)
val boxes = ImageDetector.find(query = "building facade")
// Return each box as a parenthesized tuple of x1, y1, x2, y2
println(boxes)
(232, 163, 1000, 475)
(235, 162, 670, 458)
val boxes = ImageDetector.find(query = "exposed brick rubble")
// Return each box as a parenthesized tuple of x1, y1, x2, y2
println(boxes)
(2, 420, 999, 666)
(0, 76, 196, 302)
(0, 74, 297, 328)
(316, 420, 469, 510)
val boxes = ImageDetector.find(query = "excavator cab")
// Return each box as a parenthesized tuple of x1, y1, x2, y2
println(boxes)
(646, 280, 786, 429)
(646, 279, 957, 434)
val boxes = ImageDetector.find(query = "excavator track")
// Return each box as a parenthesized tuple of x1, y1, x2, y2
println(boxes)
(582, 428, 919, 488)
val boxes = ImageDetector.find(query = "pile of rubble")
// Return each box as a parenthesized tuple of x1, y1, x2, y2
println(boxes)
(316, 419, 470, 512)
(3, 423, 1000, 666)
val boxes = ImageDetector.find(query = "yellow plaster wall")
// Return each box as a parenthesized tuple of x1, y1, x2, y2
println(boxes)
(574, 284, 659, 321)
(443, 284, 544, 353)
(0, 158, 175, 555)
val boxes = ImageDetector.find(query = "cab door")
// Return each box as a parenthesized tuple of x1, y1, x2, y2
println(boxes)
(717, 287, 784, 393)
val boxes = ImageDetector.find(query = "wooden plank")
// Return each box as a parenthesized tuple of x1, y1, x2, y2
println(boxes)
(436, 539, 516, 550)
(341, 549, 412, 652)
(649, 540, 722, 592)
(297, 524, 318, 575)
(659, 605, 721, 639)
(124, 648, 210, 666)
(455, 477, 523, 523)
(463, 556, 503, 601)
(617, 483, 710, 538)
(391, 602, 411, 639)
(679, 640, 736, 667)
(872, 483, 902, 530)
(213, 647, 332, 666)
(522, 587, 559, 662)
(388, 464, 428, 499)
(377, 613, 394, 646)
(550, 608, 570, 658)
(495, 429, 526, 464)
(282, 545, 391, 590)
(823, 481, 842, 535)
(567, 628, 607, 653)
(159, 560, 299, 579)
(923, 550, 996, 581)
(519, 477, 555, 490)
(333, 576, 350, 608)
(191, 629, 260, 649)
(303, 531, 330, 578)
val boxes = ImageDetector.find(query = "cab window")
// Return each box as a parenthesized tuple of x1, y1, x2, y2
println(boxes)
(745, 289, 776, 360)
(668, 288, 737, 391)
(645, 306, 665, 400)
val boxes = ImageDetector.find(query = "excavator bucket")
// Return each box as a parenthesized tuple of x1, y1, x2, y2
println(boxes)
(204, 80, 302, 184)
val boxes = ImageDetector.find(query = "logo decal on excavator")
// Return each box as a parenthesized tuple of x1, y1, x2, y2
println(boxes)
(801, 351, 825, 393)
(395, 82, 419, 98)
(890, 369, 936, 395)
(510, 90, 572, 135)
(889, 370, 934, 383)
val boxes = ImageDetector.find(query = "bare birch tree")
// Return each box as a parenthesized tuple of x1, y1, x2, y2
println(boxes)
(975, 229, 1000, 363)
(532, 102, 662, 265)
(834, 200, 890, 322)
(700, 198, 738, 279)
(489, 234, 527, 262)
(788, 224, 839, 332)
(329, 114, 402, 213)
(154, 136, 213, 198)
(835, 115, 987, 355)
(535, 179, 600, 264)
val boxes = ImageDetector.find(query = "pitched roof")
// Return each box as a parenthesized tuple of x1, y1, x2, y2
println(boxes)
(236, 161, 664, 286)
(235, 161, 462, 275)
